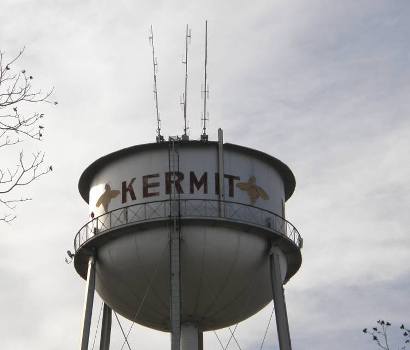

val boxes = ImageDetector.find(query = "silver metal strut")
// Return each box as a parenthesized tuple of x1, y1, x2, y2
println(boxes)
(217, 128, 225, 218)
(79, 255, 96, 350)
(181, 323, 203, 350)
(270, 246, 292, 350)
(169, 138, 181, 350)
(99, 303, 112, 350)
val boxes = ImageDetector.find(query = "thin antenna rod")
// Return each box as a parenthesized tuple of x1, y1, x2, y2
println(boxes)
(181, 24, 191, 139)
(149, 25, 163, 142)
(201, 20, 209, 141)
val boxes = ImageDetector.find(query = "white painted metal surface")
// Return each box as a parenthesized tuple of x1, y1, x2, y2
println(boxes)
(88, 143, 285, 218)
(74, 140, 300, 334)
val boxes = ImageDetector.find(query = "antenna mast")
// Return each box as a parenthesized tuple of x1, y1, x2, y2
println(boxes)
(201, 20, 209, 142)
(181, 24, 191, 140)
(149, 25, 164, 142)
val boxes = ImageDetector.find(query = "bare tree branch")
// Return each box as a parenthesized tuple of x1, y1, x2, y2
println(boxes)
(363, 321, 410, 350)
(0, 48, 55, 221)
(0, 213, 17, 223)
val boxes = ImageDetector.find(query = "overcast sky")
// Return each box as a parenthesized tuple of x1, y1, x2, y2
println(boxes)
(1, 1, 409, 349)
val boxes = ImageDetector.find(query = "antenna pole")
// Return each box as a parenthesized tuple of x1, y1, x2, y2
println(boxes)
(201, 20, 209, 141)
(149, 25, 163, 142)
(181, 24, 191, 140)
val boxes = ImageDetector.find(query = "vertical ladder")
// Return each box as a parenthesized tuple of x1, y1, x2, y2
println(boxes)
(169, 138, 181, 350)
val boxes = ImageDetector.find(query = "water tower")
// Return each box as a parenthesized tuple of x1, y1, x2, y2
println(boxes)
(71, 24, 302, 350)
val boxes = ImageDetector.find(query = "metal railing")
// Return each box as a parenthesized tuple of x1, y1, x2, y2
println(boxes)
(74, 199, 302, 251)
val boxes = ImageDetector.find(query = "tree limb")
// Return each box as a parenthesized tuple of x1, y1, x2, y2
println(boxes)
(0, 48, 55, 221)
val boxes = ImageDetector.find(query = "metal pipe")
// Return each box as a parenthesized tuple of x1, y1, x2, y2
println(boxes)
(169, 140, 181, 350)
(198, 331, 203, 350)
(217, 128, 225, 217)
(181, 323, 201, 350)
(183, 25, 190, 138)
(79, 255, 96, 350)
(201, 20, 208, 138)
(270, 246, 292, 350)
(99, 303, 112, 350)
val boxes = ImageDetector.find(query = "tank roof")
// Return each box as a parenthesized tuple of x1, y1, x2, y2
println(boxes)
(78, 141, 296, 203)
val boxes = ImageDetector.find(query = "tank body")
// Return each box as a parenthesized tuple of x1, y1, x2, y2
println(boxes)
(74, 141, 301, 331)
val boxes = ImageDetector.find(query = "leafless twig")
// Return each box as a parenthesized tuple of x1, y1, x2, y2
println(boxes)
(0, 48, 56, 221)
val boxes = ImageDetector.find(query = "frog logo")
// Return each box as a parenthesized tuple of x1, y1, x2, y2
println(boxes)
(236, 176, 269, 205)
(96, 184, 120, 212)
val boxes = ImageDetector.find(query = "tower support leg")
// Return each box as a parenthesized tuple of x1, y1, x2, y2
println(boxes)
(99, 303, 112, 350)
(79, 256, 96, 350)
(198, 331, 203, 350)
(181, 323, 202, 350)
(270, 247, 292, 350)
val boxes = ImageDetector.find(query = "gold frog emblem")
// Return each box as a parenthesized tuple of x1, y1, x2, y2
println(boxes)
(236, 176, 269, 205)
(96, 184, 120, 212)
